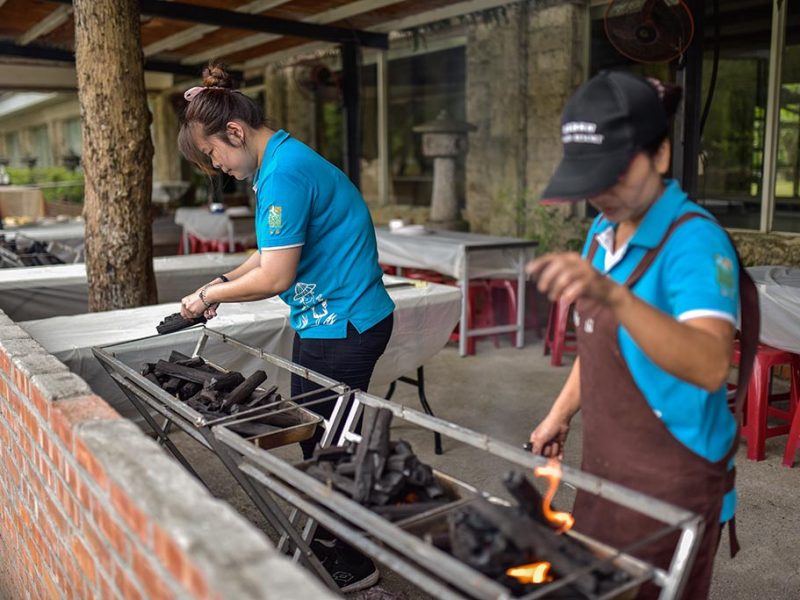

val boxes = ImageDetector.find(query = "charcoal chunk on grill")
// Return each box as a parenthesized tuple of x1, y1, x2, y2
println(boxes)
(156, 312, 207, 335)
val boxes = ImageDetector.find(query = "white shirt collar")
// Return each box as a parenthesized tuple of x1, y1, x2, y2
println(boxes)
(595, 225, 629, 273)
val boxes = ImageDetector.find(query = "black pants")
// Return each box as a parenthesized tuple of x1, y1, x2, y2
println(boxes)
(291, 313, 393, 458)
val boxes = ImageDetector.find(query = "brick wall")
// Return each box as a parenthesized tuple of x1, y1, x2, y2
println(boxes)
(0, 310, 333, 600)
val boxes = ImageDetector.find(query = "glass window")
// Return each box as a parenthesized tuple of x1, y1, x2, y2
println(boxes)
(5, 132, 20, 167)
(695, 0, 772, 229)
(32, 125, 51, 168)
(64, 118, 82, 156)
(772, 1, 800, 232)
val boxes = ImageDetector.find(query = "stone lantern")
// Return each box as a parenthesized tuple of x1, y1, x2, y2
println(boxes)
(413, 110, 476, 231)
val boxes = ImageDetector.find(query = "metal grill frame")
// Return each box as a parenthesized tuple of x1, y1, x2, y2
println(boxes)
(93, 327, 704, 599)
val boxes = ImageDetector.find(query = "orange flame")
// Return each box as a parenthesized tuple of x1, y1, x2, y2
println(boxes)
(506, 561, 552, 584)
(533, 459, 575, 533)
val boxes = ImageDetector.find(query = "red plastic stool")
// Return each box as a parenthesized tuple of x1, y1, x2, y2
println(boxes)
(732, 342, 800, 461)
(380, 263, 398, 276)
(783, 398, 800, 467)
(449, 281, 496, 355)
(488, 279, 543, 345)
(543, 298, 577, 367)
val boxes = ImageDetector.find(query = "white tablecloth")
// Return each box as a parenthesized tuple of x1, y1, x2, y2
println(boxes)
(7, 221, 85, 244)
(748, 266, 800, 353)
(0, 253, 247, 321)
(375, 228, 537, 280)
(20, 276, 461, 421)
(175, 207, 256, 243)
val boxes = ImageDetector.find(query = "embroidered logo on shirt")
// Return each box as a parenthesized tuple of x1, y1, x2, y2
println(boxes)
(293, 282, 338, 329)
(268, 205, 282, 234)
(714, 254, 735, 298)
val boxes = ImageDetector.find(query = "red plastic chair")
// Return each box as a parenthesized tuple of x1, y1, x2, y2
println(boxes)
(732, 342, 800, 461)
(488, 279, 543, 345)
(543, 298, 577, 367)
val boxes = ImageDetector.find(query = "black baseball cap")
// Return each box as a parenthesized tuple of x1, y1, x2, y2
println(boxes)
(541, 70, 668, 202)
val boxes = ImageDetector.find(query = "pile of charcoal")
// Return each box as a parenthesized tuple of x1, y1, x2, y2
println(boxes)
(141, 351, 299, 436)
(438, 472, 629, 597)
(0, 235, 64, 267)
(303, 407, 451, 521)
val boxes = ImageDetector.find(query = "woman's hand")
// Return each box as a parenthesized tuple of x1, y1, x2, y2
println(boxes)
(529, 414, 571, 460)
(526, 252, 623, 307)
(180, 292, 207, 320)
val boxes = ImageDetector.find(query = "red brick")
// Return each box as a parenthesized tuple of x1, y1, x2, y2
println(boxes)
(186, 563, 211, 600)
(7, 386, 21, 415)
(74, 475, 91, 510)
(100, 573, 119, 600)
(12, 364, 30, 397)
(0, 349, 10, 374)
(0, 375, 7, 397)
(74, 436, 108, 491)
(50, 405, 75, 449)
(132, 551, 172, 600)
(65, 553, 88, 600)
(30, 381, 51, 419)
(42, 567, 60, 599)
(43, 488, 68, 533)
(72, 537, 97, 587)
(51, 396, 120, 450)
(153, 524, 187, 583)
(57, 477, 81, 526)
(92, 503, 129, 560)
(111, 484, 150, 544)
(115, 565, 144, 600)
(83, 519, 112, 577)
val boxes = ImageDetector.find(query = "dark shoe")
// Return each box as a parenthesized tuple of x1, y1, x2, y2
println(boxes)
(312, 538, 380, 593)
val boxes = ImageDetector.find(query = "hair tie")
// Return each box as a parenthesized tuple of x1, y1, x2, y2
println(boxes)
(646, 77, 665, 100)
(183, 86, 231, 102)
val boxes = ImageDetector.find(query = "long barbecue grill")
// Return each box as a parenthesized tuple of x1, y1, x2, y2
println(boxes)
(93, 327, 704, 599)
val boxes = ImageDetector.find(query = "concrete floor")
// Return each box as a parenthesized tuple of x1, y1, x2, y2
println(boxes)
(174, 338, 800, 599)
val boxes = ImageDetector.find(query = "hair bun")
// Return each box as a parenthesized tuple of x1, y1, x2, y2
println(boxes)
(202, 61, 235, 89)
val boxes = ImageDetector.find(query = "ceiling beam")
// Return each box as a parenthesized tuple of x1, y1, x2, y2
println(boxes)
(181, 0, 404, 64)
(241, 0, 515, 71)
(143, 0, 293, 56)
(42, 0, 387, 50)
(17, 4, 73, 46)
(0, 41, 226, 78)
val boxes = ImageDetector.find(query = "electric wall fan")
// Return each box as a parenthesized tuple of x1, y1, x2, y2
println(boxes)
(605, 0, 694, 63)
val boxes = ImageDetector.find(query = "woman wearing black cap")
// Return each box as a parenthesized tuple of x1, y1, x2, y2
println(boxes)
(527, 70, 758, 599)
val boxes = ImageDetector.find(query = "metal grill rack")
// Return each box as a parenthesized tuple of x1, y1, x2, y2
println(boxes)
(213, 389, 705, 600)
(92, 326, 364, 591)
(93, 328, 703, 599)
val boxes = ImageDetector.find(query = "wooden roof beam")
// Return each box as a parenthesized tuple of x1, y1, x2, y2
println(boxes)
(0, 41, 225, 78)
(42, 0, 388, 49)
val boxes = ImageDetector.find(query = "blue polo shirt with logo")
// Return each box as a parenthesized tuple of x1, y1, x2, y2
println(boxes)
(581, 179, 739, 522)
(252, 130, 394, 339)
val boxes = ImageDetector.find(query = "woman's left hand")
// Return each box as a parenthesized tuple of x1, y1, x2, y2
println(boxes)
(527, 252, 622, 306)
(180, 293, 206, 319)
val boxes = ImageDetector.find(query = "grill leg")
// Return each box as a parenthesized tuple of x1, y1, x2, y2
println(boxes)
(385, 367, 442, 455)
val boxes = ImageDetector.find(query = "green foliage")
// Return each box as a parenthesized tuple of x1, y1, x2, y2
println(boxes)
(6, 167, 84, 204)
(526, 202, 589, 254)
(495, 188, 589, 254)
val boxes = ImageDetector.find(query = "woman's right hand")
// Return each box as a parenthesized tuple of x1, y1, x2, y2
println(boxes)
(529, 415, 571, 460)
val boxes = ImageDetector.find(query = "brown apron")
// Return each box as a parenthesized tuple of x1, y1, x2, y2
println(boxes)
(572, 213, 759, 600)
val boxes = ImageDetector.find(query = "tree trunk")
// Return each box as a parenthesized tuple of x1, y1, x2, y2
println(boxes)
(73, 0, 157, 311)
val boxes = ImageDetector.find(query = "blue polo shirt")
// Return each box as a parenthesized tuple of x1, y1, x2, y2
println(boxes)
(252, 130, 394, 338)
(582, 179, 739, 522)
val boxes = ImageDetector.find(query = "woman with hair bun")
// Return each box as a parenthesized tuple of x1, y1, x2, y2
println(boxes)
(526, 71, 758, 599)
(178, 62, 392, 592)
